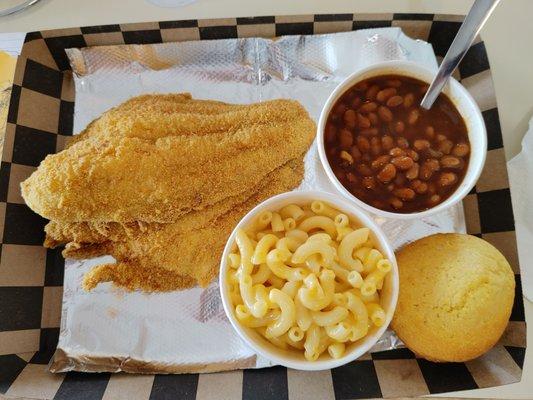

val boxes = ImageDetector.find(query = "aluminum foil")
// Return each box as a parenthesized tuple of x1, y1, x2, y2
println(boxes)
(50, 28, 466, 374)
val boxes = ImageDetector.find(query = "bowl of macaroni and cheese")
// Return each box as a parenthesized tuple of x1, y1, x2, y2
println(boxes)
(219, 191, 399, 370)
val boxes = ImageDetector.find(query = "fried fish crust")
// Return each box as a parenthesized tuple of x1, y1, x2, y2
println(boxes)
(81, 158, 304, 291)
(21, 94, 315, 290)
(21, 95, 314, 223)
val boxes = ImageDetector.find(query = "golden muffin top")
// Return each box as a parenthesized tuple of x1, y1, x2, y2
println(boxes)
(392, 233, 515, 362)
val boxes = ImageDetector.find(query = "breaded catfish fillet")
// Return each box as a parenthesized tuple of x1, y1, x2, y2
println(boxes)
(43, 156, 303, 248)
(82, 158, 304, 291)
(21, 96, 315, 223)
(20, 94, 316, 290)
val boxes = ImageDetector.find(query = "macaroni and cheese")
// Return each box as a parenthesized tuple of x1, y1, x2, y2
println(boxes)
(227, 200, 391, 361)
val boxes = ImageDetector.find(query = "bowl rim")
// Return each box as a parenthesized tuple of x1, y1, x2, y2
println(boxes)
(316, 60, 487, 220)
(219, 190, 399, 371)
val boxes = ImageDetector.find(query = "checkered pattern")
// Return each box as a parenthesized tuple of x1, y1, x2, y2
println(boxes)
(0, 13, 526, 400)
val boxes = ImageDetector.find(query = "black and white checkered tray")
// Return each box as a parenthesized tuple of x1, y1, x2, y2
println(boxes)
(0, 13, 526, 400)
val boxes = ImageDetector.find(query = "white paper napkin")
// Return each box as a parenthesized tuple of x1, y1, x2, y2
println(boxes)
(508, 117, 533, 301)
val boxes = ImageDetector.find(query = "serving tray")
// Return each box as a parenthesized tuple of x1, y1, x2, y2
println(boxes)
(0, 13, 526, 400)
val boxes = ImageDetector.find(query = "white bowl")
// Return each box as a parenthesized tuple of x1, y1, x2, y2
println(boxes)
(317, 60, 487, 219)
(219, 190, 399, 370)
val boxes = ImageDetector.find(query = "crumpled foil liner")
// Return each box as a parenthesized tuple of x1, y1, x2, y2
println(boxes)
(50, 28, 466, 374)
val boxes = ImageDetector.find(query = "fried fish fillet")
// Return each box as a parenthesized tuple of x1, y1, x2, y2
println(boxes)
(21, 94, 315, 291)
(44, 154, 304, 248)
(81, 158, 304, 291)
(67, 94, 308, 145)
(66, 94, 253, 148)
(21, 96, 315, 223)
(45, 157, 302, 276)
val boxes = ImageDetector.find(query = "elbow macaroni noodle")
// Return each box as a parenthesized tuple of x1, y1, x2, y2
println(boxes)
(227, 200, 391, 361)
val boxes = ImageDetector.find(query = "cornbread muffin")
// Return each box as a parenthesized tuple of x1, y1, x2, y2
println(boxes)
(392, 233, 515, 362)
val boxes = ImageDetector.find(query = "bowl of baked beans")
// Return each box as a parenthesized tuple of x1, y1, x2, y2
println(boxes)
(317, 60, 487, 219)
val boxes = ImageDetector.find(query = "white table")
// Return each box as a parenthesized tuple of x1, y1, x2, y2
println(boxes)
(0, 0, 531, 398)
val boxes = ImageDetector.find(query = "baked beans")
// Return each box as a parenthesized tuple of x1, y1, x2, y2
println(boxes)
(325, 74, 470, 213)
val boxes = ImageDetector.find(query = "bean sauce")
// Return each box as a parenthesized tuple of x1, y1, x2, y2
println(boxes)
(325, 74, 470, 213)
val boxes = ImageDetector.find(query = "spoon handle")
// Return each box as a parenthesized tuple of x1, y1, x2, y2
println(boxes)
(420, 0, 500, 109)
(0, 0, 41, 17)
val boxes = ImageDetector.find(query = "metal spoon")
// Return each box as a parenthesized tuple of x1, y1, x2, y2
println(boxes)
(0, 0, 41, 17)
(420, 0, 501, 109)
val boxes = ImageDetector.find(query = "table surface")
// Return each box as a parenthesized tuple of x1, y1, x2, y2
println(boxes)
(0, 1, 531, 399)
